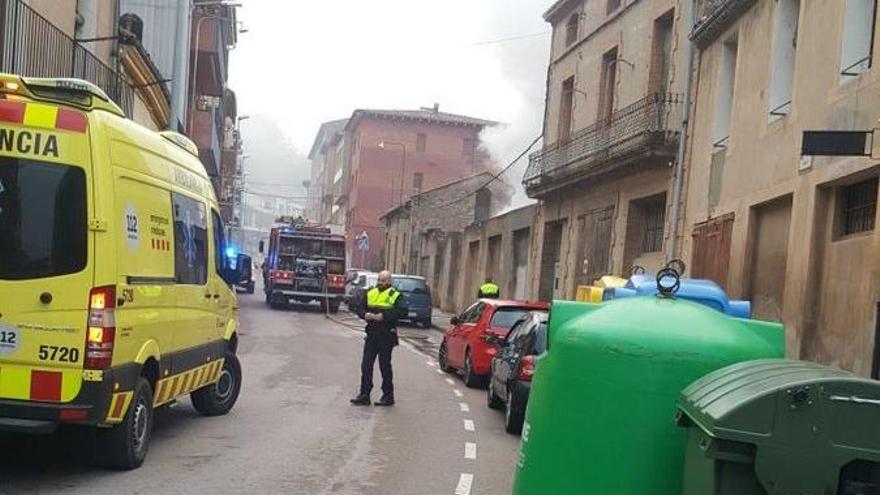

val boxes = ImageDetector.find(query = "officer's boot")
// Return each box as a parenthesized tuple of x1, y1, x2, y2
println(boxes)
(374, 394, 395, 407)
(350, 393, 371, 406)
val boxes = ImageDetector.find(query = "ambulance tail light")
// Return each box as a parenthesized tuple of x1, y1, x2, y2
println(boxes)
(85, 286, 116, 370)
(327, 274, 346, 289)
(517, 355, 536, 382)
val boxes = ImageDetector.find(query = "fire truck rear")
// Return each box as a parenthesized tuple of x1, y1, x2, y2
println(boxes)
(260, 221, 347, 312)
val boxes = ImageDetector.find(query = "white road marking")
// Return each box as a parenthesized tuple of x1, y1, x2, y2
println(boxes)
(435, 369, 445, 375)
(459, 402, 470, 412)
(463, 419, 475, 431)
(453, 389, 464, 398)
(455, 473, 474, 495)
(445, 378, 456, 385)
(464, 442, 477, 459)
(426, 360, 437, 367)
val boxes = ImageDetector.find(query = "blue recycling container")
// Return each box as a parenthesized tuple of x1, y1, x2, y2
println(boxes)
(606, 274, 751, 318)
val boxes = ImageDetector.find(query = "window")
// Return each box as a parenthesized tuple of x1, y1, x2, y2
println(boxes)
(559, 77, 575, 143)
(607, 0, 621, 15)
(462, 137, 476, 157)
(212, 210, 227, 276)
(840, 0, 877, 78)
(490, 308, 543, 330)
(172, 192, 208, 285)
(713, 36, 739, 147)
(412, 172, 423, 195)
(649, 11, 674, 94)
(0, 158, 86, 280)
(839, 178, 878, 236)
(599, 47, 618, 123)
(416, 133, 427, 153)
(769, 0, 800, 118)
(565, 13, 579, 47)
(461, 302, 485, 323)
(642, 199, 666, 253)
(474, 188, 491, 223)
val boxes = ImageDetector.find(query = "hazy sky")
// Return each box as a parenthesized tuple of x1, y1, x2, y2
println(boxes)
(229, 0, 552, 204)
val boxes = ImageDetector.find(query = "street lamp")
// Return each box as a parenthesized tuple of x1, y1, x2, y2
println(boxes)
(378, 140, 407, 207)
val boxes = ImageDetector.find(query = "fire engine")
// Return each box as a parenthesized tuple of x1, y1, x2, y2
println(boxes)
(259, 218, 347, 312)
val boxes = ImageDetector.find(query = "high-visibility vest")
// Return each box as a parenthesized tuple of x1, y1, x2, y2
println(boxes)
(367, 287, 400, 309)
(480, 282, 500, 296)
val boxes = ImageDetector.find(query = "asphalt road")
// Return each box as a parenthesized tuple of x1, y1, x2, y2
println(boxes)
(0, 289, 519, 494)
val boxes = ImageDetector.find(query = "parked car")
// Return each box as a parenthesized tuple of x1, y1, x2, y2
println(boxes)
(347, 272, 378, 311)
(487, 311, 547, 434)
(344, 269, 375, 303)
(393, 275, 433, 328)
(438, 299, 549, 387)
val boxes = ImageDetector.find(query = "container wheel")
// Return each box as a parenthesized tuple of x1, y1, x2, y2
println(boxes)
(191, 352, 242, 416)
(329, 300, 340, 313)
(97, 377, 154, 470)
(505, 389, 525, 434)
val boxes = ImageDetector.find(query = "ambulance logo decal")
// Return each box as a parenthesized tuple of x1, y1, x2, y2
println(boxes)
(124, 204, 139, 251)
(0, 323, 20, 356)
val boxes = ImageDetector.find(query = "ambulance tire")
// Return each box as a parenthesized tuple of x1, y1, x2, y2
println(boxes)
(191, 352, 242, 416)
(99, 377, 154, 470)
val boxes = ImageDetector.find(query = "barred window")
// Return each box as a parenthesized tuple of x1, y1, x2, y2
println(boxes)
(642, 200, 666, 253)
(840, 178, 878, 236)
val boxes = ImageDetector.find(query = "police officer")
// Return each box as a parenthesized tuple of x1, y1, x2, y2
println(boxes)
(478, 277, 500, 299)
(350, 270, 405, 407)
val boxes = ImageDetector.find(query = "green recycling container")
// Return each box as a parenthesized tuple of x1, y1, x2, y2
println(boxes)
(677, 359, 880, 495)
(512, 297, 784, 495)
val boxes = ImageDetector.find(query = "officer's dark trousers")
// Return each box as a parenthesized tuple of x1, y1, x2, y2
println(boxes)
(360, 335, 394, 397)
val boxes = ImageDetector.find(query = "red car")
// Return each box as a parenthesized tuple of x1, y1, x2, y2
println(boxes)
(439, 299, 549, 387)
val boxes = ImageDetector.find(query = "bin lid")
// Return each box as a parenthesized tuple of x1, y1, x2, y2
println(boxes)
(620, 275, 751, 318)
(678, 358, 880, 454)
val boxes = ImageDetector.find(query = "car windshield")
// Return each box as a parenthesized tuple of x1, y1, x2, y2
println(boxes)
(393, 277, 428, 293)
(0, 158, 87, 280)
(490, 307, 545, 329)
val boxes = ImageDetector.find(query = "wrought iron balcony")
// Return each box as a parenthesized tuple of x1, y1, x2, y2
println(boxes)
(691, 0, 757, 48)
(524, 92, 683, 196)
(0, 0, 134, 115)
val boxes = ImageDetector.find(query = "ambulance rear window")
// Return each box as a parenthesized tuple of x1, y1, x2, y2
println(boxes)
(0, 157, 87, 280)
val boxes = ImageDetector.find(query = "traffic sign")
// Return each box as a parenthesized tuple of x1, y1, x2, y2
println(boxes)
(357, 231, 369, 252)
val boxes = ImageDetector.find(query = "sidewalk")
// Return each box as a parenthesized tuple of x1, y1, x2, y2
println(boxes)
(431, 307, 455, 332)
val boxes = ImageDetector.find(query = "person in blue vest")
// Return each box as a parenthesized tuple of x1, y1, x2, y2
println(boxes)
(478, 277, 500, 299)
(350, 270, 405, 406)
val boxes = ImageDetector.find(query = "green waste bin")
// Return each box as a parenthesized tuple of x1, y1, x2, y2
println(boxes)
(677, 359, 880, 495)
(512, 297, 784, 495)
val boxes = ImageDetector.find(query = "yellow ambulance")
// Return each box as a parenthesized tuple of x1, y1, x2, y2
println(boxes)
(0, 74, 248, 469)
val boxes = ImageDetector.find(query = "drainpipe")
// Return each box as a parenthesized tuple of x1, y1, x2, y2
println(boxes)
(169, 0, 191, 131)
(666, 0, 697, 262)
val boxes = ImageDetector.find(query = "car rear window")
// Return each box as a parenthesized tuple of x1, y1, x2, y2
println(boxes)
(0, 158, 87, 280)
(490, 307, 544, 329)
(393, 277, 428, 293)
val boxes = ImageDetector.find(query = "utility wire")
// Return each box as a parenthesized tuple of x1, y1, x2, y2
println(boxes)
(430, 134, 543, 210)
(464, 31, 550, 47)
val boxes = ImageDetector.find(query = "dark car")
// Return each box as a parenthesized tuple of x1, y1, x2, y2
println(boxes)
(393, 275, 432, 328)
(487, 311, 547, 434)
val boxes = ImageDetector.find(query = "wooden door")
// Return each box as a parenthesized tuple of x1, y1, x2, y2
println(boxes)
(691, 214, 735, 289)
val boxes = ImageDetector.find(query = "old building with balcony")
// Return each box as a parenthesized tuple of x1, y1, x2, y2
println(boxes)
(306, 118, 350, 227)
(678, 0, 880, 378)
(0, 0, 177, 129)
(525, 0, 686, 301)
(187, 3, 238, 196)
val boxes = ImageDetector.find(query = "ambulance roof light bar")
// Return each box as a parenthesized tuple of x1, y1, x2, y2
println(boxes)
(0, 73, 125, 116)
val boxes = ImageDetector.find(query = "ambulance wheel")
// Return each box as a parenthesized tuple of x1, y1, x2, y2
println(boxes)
(99, 377, 154, 470)
(191, 352, 242, 416)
